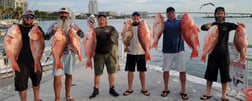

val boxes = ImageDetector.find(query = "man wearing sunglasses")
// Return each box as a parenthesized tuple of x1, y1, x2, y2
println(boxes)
(44, 7, 84, 101)
(15, 10, 44, 101)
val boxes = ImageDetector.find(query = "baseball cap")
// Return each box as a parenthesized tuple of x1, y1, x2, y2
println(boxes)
(215, 7, 225, 14)
(132, 11, 140, 16)
(166, 7, 175, 12)
(22, 10, 35, 16)
(59, 7, 69, 13)
(97, 14, 107, 18)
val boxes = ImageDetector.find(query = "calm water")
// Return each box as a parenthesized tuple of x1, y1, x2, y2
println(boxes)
(38, 17, 252, 87)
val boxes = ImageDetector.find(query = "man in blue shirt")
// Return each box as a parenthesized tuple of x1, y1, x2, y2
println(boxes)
(160, 7, 188, 100)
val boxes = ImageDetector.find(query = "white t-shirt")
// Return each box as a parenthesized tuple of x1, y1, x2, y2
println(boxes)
(128, 25, 145, 55)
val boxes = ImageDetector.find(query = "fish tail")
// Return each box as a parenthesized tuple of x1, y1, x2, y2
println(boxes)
(190, 49, 199, 60)
(56, 59, 63, 70)
(145, 52, 151, 62)
(86, 59, 92, 69)
(240, 54, 245, 62)
(11, 62, 20, 72)
(34, 61, 42, 72)
(200, 54, 206, 63)
(151, 41, 158, 50)
(78, 54, 82, 62)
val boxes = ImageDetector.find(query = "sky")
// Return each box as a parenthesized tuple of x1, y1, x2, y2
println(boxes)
(27, 0, 252, 14)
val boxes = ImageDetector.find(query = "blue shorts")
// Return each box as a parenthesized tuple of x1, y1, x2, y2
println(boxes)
(52, 52, 75, 76)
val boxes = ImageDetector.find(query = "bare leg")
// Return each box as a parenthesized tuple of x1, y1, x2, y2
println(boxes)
(108, 73, 114, 88)
(139, 72, 146, 91)
(65, 74, 72, 99)
(221, 82, 228, 99)
(54, 76, 62, 101)
(206, 80, 212, 96)
(33, 85, 40, 101)
(94, 75, 100, 88)
(163, 71, 169, 91)
(19, 90, 27, 101)
(127, 72, 134, 91)
(180, 72, 186, 93)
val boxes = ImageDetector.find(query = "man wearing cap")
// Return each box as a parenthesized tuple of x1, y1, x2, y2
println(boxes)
(200, 7, 245, 101)
(44, 7, 84, 101)
(160, 7, 189, 100)
(122, 11, 150, 96)
(88, 14, 119, 98)
(15, 10, 44, 101)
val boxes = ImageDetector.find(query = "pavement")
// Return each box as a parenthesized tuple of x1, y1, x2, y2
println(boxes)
(2, 62, 245, 101)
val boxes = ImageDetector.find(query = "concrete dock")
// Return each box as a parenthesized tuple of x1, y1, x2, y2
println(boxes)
(1, 62, 245, 101)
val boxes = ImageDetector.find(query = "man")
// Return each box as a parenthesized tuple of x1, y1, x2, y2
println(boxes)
(200, 7, 244, 101)
(89, 14, 119, 99)
(44, 7, 84, 101)
(15, 10, 44, 101)
(160, 7, 189, 100)
(122, 11, 150, 96)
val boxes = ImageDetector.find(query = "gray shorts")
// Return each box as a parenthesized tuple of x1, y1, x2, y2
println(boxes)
(163, 51, 185, 72)
(52, 52, 75, 76)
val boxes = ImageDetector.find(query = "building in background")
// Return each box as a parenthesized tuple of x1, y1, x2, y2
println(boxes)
(88, 0, 98, 15)
(0, 0, 28, 10)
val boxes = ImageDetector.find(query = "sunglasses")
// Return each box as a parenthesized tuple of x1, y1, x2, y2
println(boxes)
(24, 15, 35, 19)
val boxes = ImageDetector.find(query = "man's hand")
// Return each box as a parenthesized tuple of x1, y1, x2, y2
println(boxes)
(205, 23, 212, 29)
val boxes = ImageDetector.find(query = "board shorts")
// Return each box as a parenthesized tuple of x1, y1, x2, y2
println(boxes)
(163, 51, 185, 72)
(94, 53, 116, 75)
(52, 52, 75, 76)
(15, 63, 42, 91)
(125, 54, 146, 72)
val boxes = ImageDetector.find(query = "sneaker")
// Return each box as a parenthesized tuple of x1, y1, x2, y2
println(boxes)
(109, 86, 119, 97)
(89, 87, 99, 99)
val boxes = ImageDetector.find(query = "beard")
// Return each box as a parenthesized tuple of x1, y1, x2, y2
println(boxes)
(215, 16, 225, 23)
(56, 17, 70, 32)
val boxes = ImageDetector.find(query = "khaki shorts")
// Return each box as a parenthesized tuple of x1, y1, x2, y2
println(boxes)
(163, 51, 185, 72)
(94, 53, 116, 75)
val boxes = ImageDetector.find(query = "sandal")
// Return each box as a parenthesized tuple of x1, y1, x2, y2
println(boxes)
(141, 90, 150, 96)
(221, 98, 229, 101)
(123, 90, 133, 96)
(161, 90, 170, 97)
(180, 93, 189, 100)
(66, 96, 74, 101)
(200, 95, 212, 100)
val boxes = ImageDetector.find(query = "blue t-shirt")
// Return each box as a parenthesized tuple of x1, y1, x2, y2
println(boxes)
(162, 19, 184, 53)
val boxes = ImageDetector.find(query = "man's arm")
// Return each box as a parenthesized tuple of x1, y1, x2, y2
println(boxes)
(44, 22, 57, 40)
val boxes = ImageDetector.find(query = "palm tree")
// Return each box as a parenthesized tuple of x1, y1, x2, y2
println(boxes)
(15, 7, 23, 19)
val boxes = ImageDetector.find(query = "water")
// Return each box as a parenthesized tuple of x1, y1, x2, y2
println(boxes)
(38, 17, 252, 87)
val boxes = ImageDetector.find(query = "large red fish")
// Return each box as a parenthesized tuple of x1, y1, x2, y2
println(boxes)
(121, 20, 133, 52)
(69, 28, 82, 62)
(181, 13, 200, 59)
(233, 24, 248, 62)
(152, 12, 164, 49)
(29, 25, 45, 72)
(3, 25, 22, 72)
(51, 28, 67, 70)
(83, 27, 96, 68)
(138, 20, 151, 62)
(201, 25, 219, 62)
